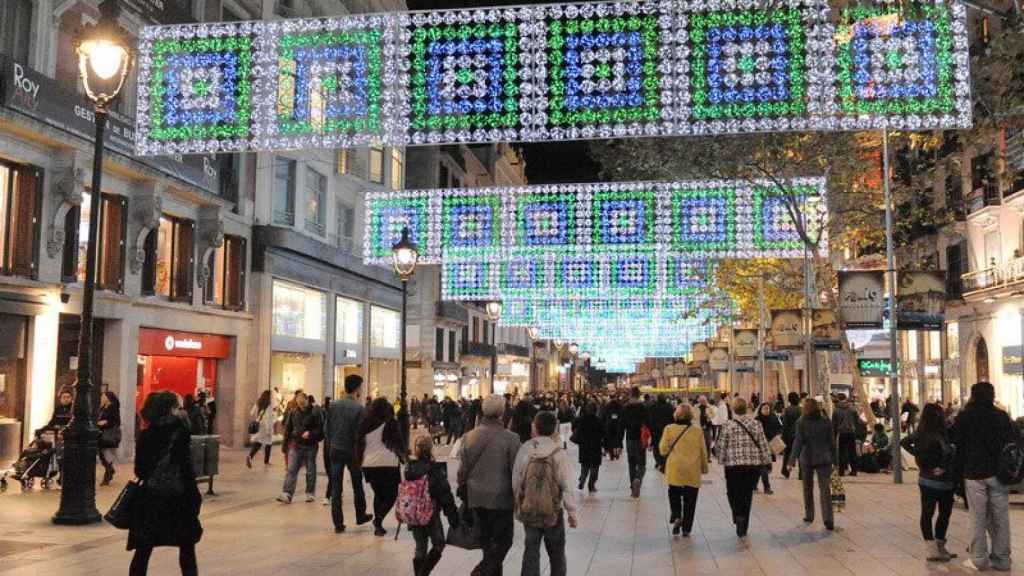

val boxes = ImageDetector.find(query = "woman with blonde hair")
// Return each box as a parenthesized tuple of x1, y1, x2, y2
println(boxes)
(658, 403, 708, 536)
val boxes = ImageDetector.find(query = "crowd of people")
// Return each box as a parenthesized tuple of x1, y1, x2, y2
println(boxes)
(103, 378, 1021, 575)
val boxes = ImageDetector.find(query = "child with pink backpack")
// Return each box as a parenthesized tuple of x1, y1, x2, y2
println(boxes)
(399, 435, 460, 576)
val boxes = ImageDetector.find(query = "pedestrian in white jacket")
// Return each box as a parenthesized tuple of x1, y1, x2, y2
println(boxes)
(512, 411, 578, 576)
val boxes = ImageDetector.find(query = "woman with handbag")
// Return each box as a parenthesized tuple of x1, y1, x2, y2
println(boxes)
(97, 390, 122, 486)
(659, 403, 708, 536)
(247, 390, 274, 468)
(788, 397, 836, 531)
(755, 402, 783, 495)
(128, 391, 203, 576)
(716, 398, 771, 537)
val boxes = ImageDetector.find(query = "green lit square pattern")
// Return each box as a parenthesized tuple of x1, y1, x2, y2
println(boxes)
(752, 186, 809, 251)
(835, 4, 955, 116)
(442, 194, 501, 256)
(671, 187, 737, 252)
(591, 189, 657, 251)
(689, 9, 807, 120)
(409, 22, 521, 132)
(547, 14, 660, 126)
(275, 29, 384, 137)
(149, 35, 255, 142)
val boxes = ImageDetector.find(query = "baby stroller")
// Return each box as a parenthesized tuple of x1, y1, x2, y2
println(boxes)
(2, 429, 62, 491)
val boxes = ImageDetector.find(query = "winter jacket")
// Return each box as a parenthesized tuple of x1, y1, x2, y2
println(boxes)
(572, 413, 605, 466)
(512, 435, 578, 522)
(755, 412, 782, 441)
(282, 405, 323, 450)
(831, 401, 859, 435)
(457, 418, 521, 510)
(781, 404, 802, 442)
(717, 415, 771, 468)
(950, 400, 1015, 480)
(129, 416, 202, 550)
(623, 400, 649, 443)
(249, 404, 274, 445)
(325, 395, 364, 457)
(649, 399, 675, 440)
(405, 459, 458, 523)
(603, 401, 625, 449)
(901, 431, 955, 489)
(790, 414, 834, 469)
(659, 421, 708, 488)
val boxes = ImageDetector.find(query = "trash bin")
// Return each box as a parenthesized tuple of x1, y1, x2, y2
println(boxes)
(189, 435, 220, 495)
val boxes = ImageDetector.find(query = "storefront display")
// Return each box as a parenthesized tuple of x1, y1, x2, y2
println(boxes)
(273, 280, 327, 340)
(272, 351, 325, 408)
(0, 315, 27, 466)
(136, 328, 231, 417)
(369, 305, 400, 400)
(333, 296, 363, 398)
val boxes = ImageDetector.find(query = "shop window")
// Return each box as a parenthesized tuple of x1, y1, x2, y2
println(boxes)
(370, 306, 400, 349)
(272, 280, 326, 340)
(435, 328, 444, 361)
(335, 296, 363, 345)
(0, 161, 42, 279)
(390, 148, 404, 191)
(273, 158, 296, 226)
(142, 215, 194, 302)
(1, 0, 32, 64)
(370, 146, 384, 184)
(305, 168, 326, 236)
(63, 192, 127, 291)
(204, 235, 246, 310)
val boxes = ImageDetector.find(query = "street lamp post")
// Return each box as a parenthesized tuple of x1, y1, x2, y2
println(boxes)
(54, 0, 131, 526)
(486, 301, 502, 395)
(391, 227, 419, 447)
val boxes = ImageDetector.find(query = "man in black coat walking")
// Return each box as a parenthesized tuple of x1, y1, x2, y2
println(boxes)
(649, 395, 675, 471)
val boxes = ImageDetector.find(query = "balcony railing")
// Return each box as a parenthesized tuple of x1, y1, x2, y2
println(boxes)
(498, 343, 530, 358)
(962, 256, 1024, 294)
(967, 183, 1000, 213)
(461, 341, 496, 357)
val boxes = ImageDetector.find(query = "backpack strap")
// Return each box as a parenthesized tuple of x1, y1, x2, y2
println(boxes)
(664, 425, 691, 459)
(735, 420, 768, 460)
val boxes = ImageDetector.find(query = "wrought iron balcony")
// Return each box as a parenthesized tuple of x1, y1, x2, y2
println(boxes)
(461, 341, 496, 357)
(961, 256, 1024, 295)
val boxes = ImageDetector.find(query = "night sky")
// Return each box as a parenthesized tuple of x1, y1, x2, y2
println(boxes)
(406, 0, 605, 184)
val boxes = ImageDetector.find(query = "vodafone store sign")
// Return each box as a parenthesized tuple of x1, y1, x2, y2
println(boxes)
(139, 328, 230, 358)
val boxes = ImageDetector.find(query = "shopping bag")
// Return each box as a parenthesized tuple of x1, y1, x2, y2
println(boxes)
(446, 505, 482, 550)
(829, 469, 846, 513)
(104, 480, 141, 529)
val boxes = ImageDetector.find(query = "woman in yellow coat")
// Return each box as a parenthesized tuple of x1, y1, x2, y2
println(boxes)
(659, 403, 709, 536)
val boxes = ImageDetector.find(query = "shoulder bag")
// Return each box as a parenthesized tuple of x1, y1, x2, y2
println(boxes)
(448, 432, 498, 550)
(104, 480, 141, 529)
(146, 428, 185, 498)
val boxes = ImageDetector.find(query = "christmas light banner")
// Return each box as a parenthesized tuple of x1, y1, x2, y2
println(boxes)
(134, 0, 971, 156)
(364, 178, 827, 266)
(498, 292, 727, 327)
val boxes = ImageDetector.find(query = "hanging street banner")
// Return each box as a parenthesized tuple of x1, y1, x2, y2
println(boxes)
(838, 270, 885, 329)
(897, 271, 946, 330)
(133, 0, 972, 156)
(733, 328, 759, 358)
(770, 309, 803, 349)
(709, 347, 730, 371)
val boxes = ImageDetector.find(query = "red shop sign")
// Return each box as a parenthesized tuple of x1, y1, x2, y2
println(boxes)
(138, 328, 231, 359)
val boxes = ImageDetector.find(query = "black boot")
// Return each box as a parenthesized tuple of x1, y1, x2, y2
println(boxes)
(101, 465, 115, 486)
(422, 549, 443, 575)
(413, 558, 423, 576)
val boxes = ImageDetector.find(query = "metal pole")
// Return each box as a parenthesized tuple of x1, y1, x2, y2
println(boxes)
(803, 250, 813, 395)
(54, 107, 106, 525)
(399, 278, 409, 446)
(883, 129, 903, 484)
(490, 327, 498, 396)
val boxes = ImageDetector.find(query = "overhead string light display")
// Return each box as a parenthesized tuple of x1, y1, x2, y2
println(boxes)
(134, 0, 971, 156)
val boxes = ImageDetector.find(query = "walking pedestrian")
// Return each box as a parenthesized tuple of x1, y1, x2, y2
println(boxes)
(325, 375, 374, 533)
(623, 386, 650, 498)
(788, 397, 835, 530)
(901, 403, 958, 562)
(406, 435, 459, 576)
(557, 398, 574, 450)
(357, 396, 405, 536)
(513, 411, 578, 576)
(779, 392, 802, 479)
(97, 390, 121, 486)
(128, 392, 202, 576)
(755, 402, 781, 494)
(322, 396, 332, 505)
(710, 392, 732, 449)
(697, 395, 714, 463)
(457, 394, 521, 576)
(716, 398, 770, 537)
(247, 390, 274, 469)
(277, 391, 323, 504)
(649, 395, 675, 472)
(603, 396, 625, 461)
(832, 393, 859, 476)
(571, 401, 605, 492)
(950, 382, 1015, 572)
(659, 403, 708, 537)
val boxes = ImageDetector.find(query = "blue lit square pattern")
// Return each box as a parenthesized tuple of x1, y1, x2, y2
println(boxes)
(706, 23, 791, 106)
(612, 256, 651, 289)
(503, 259, 541, 290)
(563, 31, 644, 111)
(164, 52, 241, 127)
(520, 199, 573, 247)
(851, 20, 937, 101)
(449, 205, 496, 248)
(292, 46, 369, 122)
(599, 199, 647, 245)
(559, 258, 599, 289)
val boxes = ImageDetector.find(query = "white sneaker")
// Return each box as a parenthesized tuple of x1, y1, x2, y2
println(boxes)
(305, 494, 316, 503)
(322, 497, 330, 506)
(277, 493, 292, 504)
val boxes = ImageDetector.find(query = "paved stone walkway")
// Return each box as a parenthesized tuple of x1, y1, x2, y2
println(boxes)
(3, 437, 1024, 575)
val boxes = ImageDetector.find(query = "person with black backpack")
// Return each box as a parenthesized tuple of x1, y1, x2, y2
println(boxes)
(950, 382, 1015, 572)
(901, 403, 958, 562)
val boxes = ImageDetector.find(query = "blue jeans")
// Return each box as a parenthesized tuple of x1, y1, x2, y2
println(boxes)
(522, 514, 566, 576)
(965, 477, 1011, 570)
(282, 444, 317, 497)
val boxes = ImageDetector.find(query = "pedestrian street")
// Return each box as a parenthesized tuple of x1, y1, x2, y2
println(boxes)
(3, 440, 1022, 576)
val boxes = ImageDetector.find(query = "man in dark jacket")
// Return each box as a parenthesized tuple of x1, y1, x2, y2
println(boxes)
(278, 391, 323, 504)
(780, 392, 802, 478)
(950, 382, 1015, 571)
(831, 394, 860, 476)
(324, 375, 373, 532)
(649, 395, 675, 471)
(623, 387, 650, 498)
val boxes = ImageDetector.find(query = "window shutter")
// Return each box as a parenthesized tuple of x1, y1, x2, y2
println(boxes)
(225, 236, 246, 310)
(100, 195, 126, 292)
(10, 166, 40, 277)
(142, 228, 157, 295)
(62, 204, 81, 282)
(172, 220, 194, 302)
